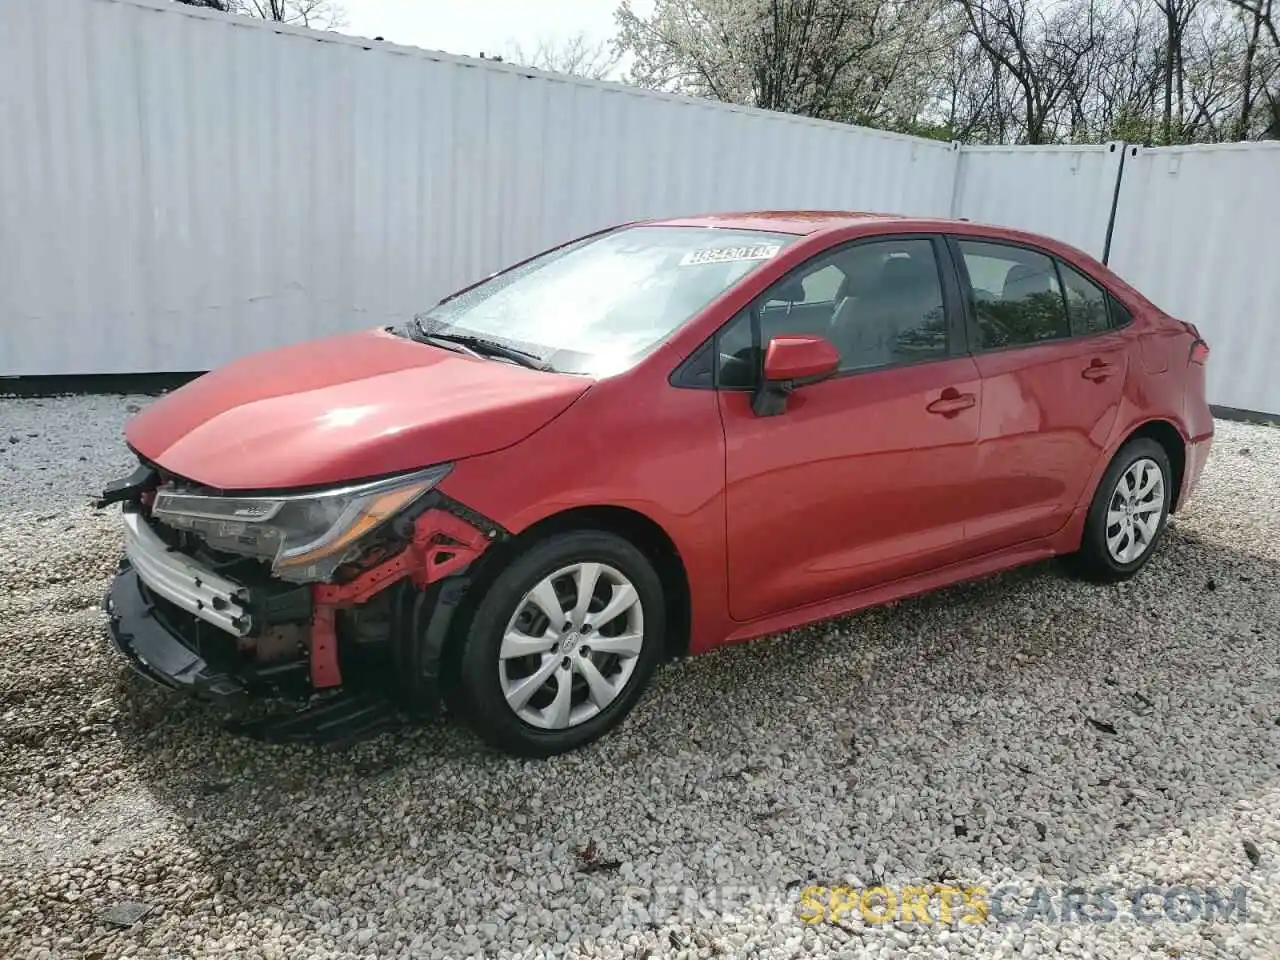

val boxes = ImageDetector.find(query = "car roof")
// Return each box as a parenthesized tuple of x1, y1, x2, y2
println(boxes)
(647, 210, 910, 235)
(639, 210, 1105, 272)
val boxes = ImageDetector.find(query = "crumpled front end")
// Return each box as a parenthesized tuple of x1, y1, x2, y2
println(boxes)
(98, 458, 506, 743)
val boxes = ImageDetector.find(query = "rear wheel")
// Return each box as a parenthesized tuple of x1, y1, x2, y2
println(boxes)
(1066, 437, 1173, 583)
(455, 530, 664, 756)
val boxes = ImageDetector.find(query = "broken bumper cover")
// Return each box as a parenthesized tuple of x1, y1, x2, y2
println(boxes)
(105, 563, 248, 699)
(100, 480, 507, 727)
(106, 505, 297, 699)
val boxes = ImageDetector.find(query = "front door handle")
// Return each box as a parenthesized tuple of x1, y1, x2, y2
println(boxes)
(926, 389, 977, 417)
(1082, 360, 1115, 382)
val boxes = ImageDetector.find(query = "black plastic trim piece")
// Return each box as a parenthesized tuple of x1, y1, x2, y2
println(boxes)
(247, 583, 313, 630)
(224, 695, 403, 749)
(431, 491, 509, 542)
(668, 337, 716, 389)
(94, 464, 159, 508)
(105, 564, 248, 700)
(391, 575, 473, 718)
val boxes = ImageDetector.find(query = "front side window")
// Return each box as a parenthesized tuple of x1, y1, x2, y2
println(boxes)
(1059, 261, 1111, 336)
(956, 240, 1070, 350)
(714, 237, 950, 386)
(412, 226, 797, 376)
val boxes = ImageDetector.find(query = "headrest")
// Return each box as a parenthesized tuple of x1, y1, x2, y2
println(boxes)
(878, 255, 933, 290)
(1003, 263, 1054, 299)
(771, 278, 807, 304)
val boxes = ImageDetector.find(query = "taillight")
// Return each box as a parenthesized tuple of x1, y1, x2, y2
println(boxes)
(1190, 339, 1210, 365)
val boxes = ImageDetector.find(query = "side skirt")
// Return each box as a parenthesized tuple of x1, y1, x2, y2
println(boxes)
(717, 537, 1066, 649)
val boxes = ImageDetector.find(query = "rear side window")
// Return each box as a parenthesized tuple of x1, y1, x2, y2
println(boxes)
(1108, 294, 1134, 328)
(1058, 262, 1111, 335)
(956, 240, 1070, 350)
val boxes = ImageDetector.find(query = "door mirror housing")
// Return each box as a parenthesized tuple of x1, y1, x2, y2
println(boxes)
(752, 335, 840, 416)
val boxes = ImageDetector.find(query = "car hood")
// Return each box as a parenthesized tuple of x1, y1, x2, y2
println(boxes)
(125, 328, 591, 490)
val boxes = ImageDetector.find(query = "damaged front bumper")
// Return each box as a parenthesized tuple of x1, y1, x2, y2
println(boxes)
(105, 502, 314, 702)
(99, 465, 507, 740)
(105, 563, 251, 700)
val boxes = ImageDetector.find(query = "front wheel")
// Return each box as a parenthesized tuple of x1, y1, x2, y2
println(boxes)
(455, 530, 665, 757)
(1065, 437, 1173, 583)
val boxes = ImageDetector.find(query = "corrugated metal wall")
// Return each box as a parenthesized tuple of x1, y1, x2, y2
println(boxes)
(1107, 142, 1280, 416)
(3, 0, 1278, 416)
(949, 143, 1126, 259)
(0, 0, 958, 376)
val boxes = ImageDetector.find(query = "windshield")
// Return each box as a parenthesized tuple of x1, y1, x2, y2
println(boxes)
(411, 225, 798, 375)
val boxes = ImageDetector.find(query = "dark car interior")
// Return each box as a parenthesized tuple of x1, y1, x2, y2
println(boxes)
(717, 240, 950, 386)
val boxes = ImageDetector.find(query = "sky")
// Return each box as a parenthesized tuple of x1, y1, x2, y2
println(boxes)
(342, 0, 633, 69)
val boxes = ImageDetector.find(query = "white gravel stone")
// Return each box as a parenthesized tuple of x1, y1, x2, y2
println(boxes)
(0, 398, 1277, 959)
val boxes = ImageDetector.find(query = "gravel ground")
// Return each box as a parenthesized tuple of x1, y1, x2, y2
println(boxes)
(1, 394, 1277, 959)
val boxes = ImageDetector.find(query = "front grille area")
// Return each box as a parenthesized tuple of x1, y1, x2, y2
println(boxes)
(142, 515, 313, 631)
(140, 580, 249, 672)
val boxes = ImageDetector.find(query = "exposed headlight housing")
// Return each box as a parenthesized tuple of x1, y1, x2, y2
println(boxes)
(151, 463, 452, 583)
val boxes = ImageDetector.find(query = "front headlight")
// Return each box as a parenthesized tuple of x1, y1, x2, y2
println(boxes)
(151, 463, 452, 583)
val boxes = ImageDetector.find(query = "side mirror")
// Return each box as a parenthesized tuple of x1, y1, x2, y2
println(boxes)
(752, 335, 840, 416)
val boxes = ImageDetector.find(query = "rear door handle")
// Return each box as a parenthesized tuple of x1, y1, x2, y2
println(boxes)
(1082, 361, 1115, 382)
(926, 390, 977, 417)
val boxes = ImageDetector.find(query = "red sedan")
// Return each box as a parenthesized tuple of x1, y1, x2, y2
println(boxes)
(99, 212, 1214, 755)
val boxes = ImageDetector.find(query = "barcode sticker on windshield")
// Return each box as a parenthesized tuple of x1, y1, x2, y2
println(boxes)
(679, 244, 781, 267)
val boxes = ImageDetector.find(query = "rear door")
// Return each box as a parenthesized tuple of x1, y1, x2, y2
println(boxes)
(717, 234, 983, 622)
(948, 237, 1129, 553)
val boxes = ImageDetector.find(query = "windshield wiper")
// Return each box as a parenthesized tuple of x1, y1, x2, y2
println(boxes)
(421, 334, 484, 360)
(412, 319, 545, 370)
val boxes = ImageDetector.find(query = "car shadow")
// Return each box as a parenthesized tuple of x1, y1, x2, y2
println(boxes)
(107, 523, 1279, 932)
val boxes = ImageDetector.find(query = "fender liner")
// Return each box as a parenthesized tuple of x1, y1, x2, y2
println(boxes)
(391, 573, 474, 718)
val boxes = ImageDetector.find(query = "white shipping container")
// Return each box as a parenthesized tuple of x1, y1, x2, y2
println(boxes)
(0, 0, 958, 376)
(1107, 142, 1280, 416)
(3, 0, 1279, 418)
(950, 143, 1126, 259)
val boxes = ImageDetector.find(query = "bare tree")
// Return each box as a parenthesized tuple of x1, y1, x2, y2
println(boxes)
(174, 0, 346, 29)
(1220, 0, 1280, 136)
(1223, 0, 1279, 51)
(1149, 0, 1200, 142)
(1086, 0, 1164, 142)
(933, 0, 1277, 144)
(505, 33, 621, 80)
(230, 0, 346, 29)
(952, 0, 1105, 143)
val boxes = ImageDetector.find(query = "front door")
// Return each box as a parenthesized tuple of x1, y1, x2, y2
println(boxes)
(717, 235, 983, 623)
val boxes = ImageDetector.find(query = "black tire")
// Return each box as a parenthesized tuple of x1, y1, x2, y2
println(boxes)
(1065, 437, 1173, 583)
(455, 530, 665, 757)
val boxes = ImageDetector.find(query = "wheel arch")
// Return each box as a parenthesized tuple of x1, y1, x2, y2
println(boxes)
(445, 504, 693, 670)
(1116, 418, 1188, 512)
